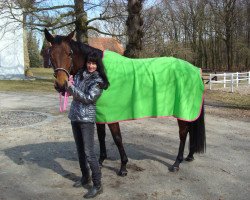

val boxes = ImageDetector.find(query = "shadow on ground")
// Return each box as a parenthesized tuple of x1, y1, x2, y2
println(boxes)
(3, 141, 176, 180)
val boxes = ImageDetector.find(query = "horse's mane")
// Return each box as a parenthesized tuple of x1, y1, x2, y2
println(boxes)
(53, 35, 103, 58)
(69, 39, 103, 59)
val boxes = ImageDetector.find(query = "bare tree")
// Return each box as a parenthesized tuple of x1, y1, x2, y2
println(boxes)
(98, 0, 127, 45)
(208, 0, 237, 71)
(124, 0, 144, 58)
(140, 0, 249, 71)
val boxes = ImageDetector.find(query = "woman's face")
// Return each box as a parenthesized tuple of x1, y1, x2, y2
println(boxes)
(87, 61, 97, 73)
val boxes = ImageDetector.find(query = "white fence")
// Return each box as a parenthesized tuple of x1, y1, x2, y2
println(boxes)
(209, 71, 250, 92)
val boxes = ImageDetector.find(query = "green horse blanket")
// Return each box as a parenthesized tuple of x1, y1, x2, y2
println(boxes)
(96, 50, 204, 123)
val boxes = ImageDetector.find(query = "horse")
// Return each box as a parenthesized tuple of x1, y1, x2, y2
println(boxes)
(44, 28, 206, 176)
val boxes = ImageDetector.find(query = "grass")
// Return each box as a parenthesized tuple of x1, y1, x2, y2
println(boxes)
(30, 68, 54, 78)
(0, 68, 249, 109)
(205, 89, 250, 109)
(0, 68, 54, 93)
(0, 79, 54, 93)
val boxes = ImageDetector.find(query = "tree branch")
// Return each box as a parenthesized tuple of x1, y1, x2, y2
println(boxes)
(87, 14, 127, 24)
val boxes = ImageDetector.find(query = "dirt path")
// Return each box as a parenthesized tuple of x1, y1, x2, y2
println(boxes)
(0, 92, 249, 200)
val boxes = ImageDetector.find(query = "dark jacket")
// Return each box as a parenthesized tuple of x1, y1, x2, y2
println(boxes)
(67, 70, 103, 123)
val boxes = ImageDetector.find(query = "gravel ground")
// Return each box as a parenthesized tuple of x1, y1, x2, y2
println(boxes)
(0, 91, 249, 200)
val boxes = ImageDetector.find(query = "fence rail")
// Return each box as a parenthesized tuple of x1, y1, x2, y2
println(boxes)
(209, 71, 250, 92)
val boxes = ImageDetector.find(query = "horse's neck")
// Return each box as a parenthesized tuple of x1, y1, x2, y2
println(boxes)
(80, 43, 103, 57)
(71, 51, 84, 75)
(71, 40, 103, 56)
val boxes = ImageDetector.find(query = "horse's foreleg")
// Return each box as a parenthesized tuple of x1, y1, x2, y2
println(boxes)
(108, 123, 128, 176)
(169, 120, 189, 172)
(96, 124, 107, 166)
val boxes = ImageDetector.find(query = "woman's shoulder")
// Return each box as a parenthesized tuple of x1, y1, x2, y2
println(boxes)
(89, 72, 106, 89)
(91, 71, 104, 84)
(75, 68, 84, 77)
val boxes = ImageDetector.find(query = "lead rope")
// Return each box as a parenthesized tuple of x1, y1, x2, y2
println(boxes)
(59, 75, 74, 112)
(59, 92, 69, 112)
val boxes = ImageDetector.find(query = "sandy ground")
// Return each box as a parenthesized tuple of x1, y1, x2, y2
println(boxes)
(0, 91, 249, 200)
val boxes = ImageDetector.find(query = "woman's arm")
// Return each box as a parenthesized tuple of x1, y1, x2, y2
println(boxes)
(67, 83, 102, 104)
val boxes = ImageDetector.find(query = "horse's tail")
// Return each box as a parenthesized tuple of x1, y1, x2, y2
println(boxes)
(189, 102, 206, 153)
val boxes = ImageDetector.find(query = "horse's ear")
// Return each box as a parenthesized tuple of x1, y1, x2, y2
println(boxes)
(65, 30, 75, 41)
(44, 28, 54, 43)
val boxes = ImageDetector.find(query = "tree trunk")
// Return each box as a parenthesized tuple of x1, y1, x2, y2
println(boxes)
(23, 12, 30, 71)
(124, 0, 144, 58)
(224, 0, 236, 71)
(74, 0, 88, 43)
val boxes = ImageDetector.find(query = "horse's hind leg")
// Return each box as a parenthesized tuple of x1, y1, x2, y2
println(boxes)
(108, 123, 128, 176)
(96, 124, 107, 166)
(169, 120, 189, 172)
(185, 130, 195, 162)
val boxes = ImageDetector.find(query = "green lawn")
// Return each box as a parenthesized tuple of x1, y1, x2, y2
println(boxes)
(0, 68, 54, 93)
(0, 79, 54, 93)
(31, 68, 54, 78)
(205, 89, 250, 109)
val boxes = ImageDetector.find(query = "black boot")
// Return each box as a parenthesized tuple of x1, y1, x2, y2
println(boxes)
(73, 176, 91, 188)
(83, 185, 103, 199)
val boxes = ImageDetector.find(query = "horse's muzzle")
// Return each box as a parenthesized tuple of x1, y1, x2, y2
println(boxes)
(54, 81, 67, 94)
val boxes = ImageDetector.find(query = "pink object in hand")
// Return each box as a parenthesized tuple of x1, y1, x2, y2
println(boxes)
(59, 92, 69, 112)
(68, 75, 74, 85)
(59, 75, 74, 112)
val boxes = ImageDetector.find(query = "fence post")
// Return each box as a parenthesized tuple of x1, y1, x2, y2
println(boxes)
(230, 73, 234, 92)
(236, 72, 239, 87)
(209, 74, 212, 90)
(224, 73, 226, 88)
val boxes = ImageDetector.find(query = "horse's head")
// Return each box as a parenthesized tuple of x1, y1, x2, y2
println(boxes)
(44, 28, 75, 93)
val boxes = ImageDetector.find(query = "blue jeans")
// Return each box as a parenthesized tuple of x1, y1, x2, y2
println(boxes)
(71, 121, 101, 186)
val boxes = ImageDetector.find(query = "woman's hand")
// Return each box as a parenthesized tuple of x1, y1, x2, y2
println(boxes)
(67, 75, 74, 88)
(67, 80, 73, 87)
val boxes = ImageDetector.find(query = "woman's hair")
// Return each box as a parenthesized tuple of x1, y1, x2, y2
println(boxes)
(84, 51, 110, 90)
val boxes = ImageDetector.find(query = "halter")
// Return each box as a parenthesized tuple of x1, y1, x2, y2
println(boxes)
(54, 67, 71, 78)
(49, 48, 74, 78)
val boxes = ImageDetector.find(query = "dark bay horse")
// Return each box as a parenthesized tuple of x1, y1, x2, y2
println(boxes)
(44, 28, 206, 176)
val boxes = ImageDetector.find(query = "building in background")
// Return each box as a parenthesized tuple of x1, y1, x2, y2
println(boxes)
(0, 11, 25, 79)
(88, 37, 124, 55)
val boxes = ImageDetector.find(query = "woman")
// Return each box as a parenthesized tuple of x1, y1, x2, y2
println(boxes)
(66, 52, 109, 199)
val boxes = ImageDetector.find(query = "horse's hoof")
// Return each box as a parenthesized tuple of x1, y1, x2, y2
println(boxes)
(117, 169, 128, 177)
(185, 156, 194, 162)
(168, 165, 179, 172)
